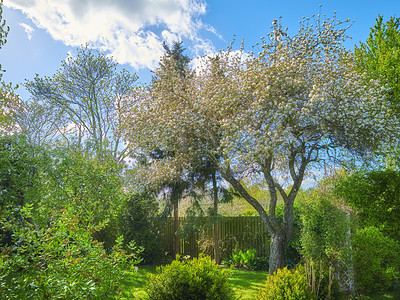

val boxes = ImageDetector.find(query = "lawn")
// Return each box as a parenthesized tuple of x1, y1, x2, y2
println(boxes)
(118, 265, 400, 299)
(118, 265, 267, 299)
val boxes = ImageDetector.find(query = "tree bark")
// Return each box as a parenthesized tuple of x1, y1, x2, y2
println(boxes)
(269, 233, 286, 274)
(173, 201, 180, 256)
(212, 170, 221, 264)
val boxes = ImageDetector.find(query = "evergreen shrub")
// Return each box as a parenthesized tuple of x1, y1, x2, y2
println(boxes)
(146, 255, 234, 300)
(257, 266, 316, 300)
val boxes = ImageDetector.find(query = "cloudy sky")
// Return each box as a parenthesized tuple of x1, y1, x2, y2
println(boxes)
(1, 0, 399, 99)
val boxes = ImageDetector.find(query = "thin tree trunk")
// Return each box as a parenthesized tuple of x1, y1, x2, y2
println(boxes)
(173, 201, 180, 256)
(212, 170, 220, 264)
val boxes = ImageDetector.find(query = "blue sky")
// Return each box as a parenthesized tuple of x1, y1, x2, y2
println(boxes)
(1, 0, 399, 100)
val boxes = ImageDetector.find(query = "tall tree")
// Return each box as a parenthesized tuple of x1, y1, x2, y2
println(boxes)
(25, 46, 137, 161)
(0, 0, 8, 80)
(355, 15, 400, 111)
(0, 0, 20, 135)
(123, 14, 398, 274)
(149, 41, 191, 256)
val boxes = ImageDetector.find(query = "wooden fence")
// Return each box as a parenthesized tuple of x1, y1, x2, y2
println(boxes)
(163, 216, 271, 260)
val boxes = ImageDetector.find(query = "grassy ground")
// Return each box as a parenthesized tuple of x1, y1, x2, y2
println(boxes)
(118, 265, 267, 299)
(118, 265, 400, 299)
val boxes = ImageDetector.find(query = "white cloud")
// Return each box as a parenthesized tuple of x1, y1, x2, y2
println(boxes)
(6, 0, 216, 69)
(19, 23, 34, 39)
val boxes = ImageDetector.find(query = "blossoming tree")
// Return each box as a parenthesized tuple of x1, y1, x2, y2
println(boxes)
(123, 14, 398, 274)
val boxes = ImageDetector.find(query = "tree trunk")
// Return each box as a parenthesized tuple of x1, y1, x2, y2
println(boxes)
(173, 201, 180, 256)
(212, 170, 221, 264)
(269, 233, 285, 274)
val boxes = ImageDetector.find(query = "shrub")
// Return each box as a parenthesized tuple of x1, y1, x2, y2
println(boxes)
(353, 226, 400, 295)
(146, 255, 234, 300)
(230, 248, 256, 269)
(0, 205, 143, 299)
(119, 192, 164, 264)
(257, 266, 316, 300)
(247, 256, 269, 271)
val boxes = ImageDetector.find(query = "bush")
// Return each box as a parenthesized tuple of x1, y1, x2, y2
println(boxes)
(353, 226, 400, 295)
(247, 256, 269, 271)
(119, 192, 164, 264)
(257, 266, 316, 300)
(146, 255, 234, 300)
(0, 205, 143, 299)
(229, 248, 256, 269)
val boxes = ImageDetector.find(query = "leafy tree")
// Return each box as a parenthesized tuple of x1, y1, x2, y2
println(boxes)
(0, 0, 9, 79)
(0, 0, 20, 134)
(335, 168, 400, 241)
(352, 226, 400, 295)
(0, 135, 43, 208)
(41, 146, 125, 248)
(25, 46, 137, 161)
(355, 15, 400, 110)
(123, 14, 397, 274)
(300, 187, 350, 299)
(139, 42, 193, 256)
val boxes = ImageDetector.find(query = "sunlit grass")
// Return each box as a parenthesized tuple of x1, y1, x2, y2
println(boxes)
(118, 265, 267, 299)
(118, 265, 400, 299)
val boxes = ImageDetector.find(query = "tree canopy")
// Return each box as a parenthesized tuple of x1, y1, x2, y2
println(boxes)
(122, 14, 398, 274)
(355, 15, 400, 111)
(25, 46, 138, 161)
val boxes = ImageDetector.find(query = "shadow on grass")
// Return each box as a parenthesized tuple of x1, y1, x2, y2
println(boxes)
(228, 268, 267, 299)
(118, 265, 157, 299)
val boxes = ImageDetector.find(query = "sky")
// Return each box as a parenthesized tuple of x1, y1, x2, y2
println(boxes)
(1, 0, 399, 100)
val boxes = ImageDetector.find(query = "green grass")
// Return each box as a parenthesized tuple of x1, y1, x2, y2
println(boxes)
(227, 268, 267, 299)
(118, 265, 267, 299)
(118, 265, 400, 300)
(118, 265, 157, 299)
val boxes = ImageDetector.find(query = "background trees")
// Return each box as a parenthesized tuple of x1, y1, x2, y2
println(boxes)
(25, 46, 138, 161)
(123, 14, 397, 274)
(355, 15, 400, 111)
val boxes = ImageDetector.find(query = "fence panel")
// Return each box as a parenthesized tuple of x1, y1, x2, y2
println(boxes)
(163, 216, 270, 260)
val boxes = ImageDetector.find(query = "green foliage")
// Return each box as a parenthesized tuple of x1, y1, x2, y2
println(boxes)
(229, 249, 256, 269)
(276, 202, 302, 267)
(300, 193, 349, 263)
(352, 226, 400, 295)
(25, 45, 137, 158)
(0, 0, 9, 78)
(119, 192, 164, 264)
(0, 135, 45, 209)
(42, 146, 125, 248)
(146, 255, 234, 300)
(246, 256, 269, 272)
(335, 169, 400, 241)
(0, 205, 142, 299)
(299, 183, 350, 298)
(355, 15, 400, 109)
(257, 266, 316, 300)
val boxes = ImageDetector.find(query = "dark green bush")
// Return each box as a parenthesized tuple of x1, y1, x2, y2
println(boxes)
(257, 266, 316, 300)
(119, 192, 164, 264)
(146, 255, 234, 300)
(247, 256, 269, 271)
(353, 226, 400, 295)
